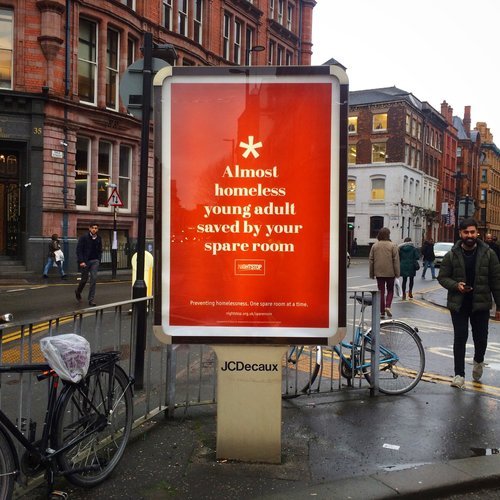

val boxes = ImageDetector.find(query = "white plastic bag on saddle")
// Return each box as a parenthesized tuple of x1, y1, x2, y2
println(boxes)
(39, 334, 90, 383)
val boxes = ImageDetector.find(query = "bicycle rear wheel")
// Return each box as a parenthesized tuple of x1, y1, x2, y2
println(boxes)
(362, 322, 425, 395)
(0, 429, 15, 500)
(54, 364, 133, 487)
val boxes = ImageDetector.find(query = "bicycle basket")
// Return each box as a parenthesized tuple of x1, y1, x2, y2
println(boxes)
(39, 334, 91, 383)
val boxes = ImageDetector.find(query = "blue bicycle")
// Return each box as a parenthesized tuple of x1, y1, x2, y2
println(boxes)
(284, 294, 425, 396)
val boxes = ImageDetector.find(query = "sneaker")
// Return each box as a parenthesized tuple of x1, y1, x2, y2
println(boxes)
(385, 308, 392, 318)
(43, 274, 48, 279)
(61, 275, 68, 280)
(75, 289, 82, 301)
(451, 375, 465, 388)
(88, 301, 97, 307)
(402, 293, 406, 301)
(472, 361, 484, 381)
(408, 292, 413, 299)
(380, 314, 386, 320)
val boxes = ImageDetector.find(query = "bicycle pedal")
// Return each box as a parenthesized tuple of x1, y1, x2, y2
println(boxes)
(50, 491, 69, 499)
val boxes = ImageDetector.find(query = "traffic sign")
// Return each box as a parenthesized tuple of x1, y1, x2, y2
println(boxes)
(107, 187, 124, 207)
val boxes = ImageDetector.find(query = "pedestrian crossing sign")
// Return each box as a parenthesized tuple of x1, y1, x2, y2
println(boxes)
(107, 187, 124, 207)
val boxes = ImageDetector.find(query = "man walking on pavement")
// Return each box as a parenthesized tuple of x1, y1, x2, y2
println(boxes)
(421, 238, 436, 279)
(438, 218, 500, 389)
(485, 233, 500, 260)
(75, 223, 102, 307)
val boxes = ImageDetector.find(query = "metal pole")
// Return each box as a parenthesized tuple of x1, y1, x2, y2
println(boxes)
(133, 31, 153, 390)
(111, 206, 117, 279)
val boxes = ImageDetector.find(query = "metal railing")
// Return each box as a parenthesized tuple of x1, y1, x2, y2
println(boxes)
(0, 290, 381, 492)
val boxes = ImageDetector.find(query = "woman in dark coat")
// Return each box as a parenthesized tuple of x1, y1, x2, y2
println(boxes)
(399, 237, 420, 300)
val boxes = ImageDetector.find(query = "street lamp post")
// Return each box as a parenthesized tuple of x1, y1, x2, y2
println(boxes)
(246, 44, 265, 65)
(133, 32, 177, 389)
(453, 171, 469, 242)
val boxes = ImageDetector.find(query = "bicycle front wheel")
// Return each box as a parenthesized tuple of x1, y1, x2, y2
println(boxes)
(0, 429, 15, 500)
(282, 346, 322, 399)
(54, 364, 133, 487)
(362, 322, 425, 395)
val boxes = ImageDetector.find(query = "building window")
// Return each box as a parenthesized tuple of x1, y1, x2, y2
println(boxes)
(481, 168, 487, 182)
(233, 20, 241, 64)
(0, 8, 13, 89)
(405, 114, 411, 134)
(78, 18, 98, 104)
(348, 117, 357, 134)
(348, 145, 357, 164)
(411, 118, 417, 137)
(371, 178, 385, 200)
(119, 145, 131, 210)
(373, 113, 387, 131)
(268, 40, 275, 65)
(347, 179, 356, 201)
(106, 29, 119, 110)
(417, 122, 422, 140)
(285, 51, 293, 65)
(372, 143, 386, 163)
(178, 0, 188, 36)
(277, 45, 283, 65)
(163, 0, 173, 30)
(127, 37, 136, 66)
(481, 188, 487, 201)
(245, 27, 254, 65)
(75, 137, 91, 209)
(97, 141, 112, 208)
(194, 0, 203, 44)
(457, 146, 462, 157)
(370, 216, 384, 238)
(287, 3, 294, 31)
(278, 0, 284, 24)
(223, 13, 230, 60)
(269, 0, 275, 19)
(120, 0, 135, 8)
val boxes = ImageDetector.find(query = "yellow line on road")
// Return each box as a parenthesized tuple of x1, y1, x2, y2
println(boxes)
(1, 315, 75, 344)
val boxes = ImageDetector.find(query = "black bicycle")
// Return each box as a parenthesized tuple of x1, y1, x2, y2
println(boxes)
(0, 349, 134, 499)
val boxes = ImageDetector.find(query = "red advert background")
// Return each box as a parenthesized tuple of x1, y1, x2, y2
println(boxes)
(168, 81, 332, 330)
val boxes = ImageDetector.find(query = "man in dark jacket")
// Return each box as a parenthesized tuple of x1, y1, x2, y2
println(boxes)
(438, 218, 500, 389)
(421, 238, 436, 279)
(75, 223, 102, 307)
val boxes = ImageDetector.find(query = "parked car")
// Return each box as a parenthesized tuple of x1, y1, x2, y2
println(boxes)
(434, 242, 453, 267)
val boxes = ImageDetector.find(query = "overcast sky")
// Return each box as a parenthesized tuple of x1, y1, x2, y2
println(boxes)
(311, 0, 499, 142)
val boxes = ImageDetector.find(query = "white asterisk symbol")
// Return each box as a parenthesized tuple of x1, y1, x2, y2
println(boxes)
(239, 136, 263, 159)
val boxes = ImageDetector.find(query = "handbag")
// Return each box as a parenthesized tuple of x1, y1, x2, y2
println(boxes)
(54, 249, 65, 262)
(414, 260, 420, 271)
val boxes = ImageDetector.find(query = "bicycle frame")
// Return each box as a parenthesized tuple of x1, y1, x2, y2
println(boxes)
(0, 358, 125, 488)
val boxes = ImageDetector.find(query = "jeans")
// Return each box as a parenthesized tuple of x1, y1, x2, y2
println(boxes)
(402, 276, 414, 294)
(376, 277, 395, 314)
(43, 257, 65, 277)
(422, 259, 436, 278)
(450, 306, 489, 377)
(76, 259, 100, 302)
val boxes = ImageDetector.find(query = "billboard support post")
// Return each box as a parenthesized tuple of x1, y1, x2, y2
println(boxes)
(213, 345, 288, 463)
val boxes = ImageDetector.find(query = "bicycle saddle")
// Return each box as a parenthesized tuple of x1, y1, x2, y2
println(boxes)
(350, 294, 373, 306)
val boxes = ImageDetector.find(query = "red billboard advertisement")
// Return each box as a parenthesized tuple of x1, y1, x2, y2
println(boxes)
(154, 66, 348, 343)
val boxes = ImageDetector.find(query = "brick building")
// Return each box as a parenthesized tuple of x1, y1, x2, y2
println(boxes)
(0, 0, 315, 273)
(438, 101, 458, 242)
(453, 106, 482, 233)
(347, 87, 444, 252)
(476, 123, 500, 238)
